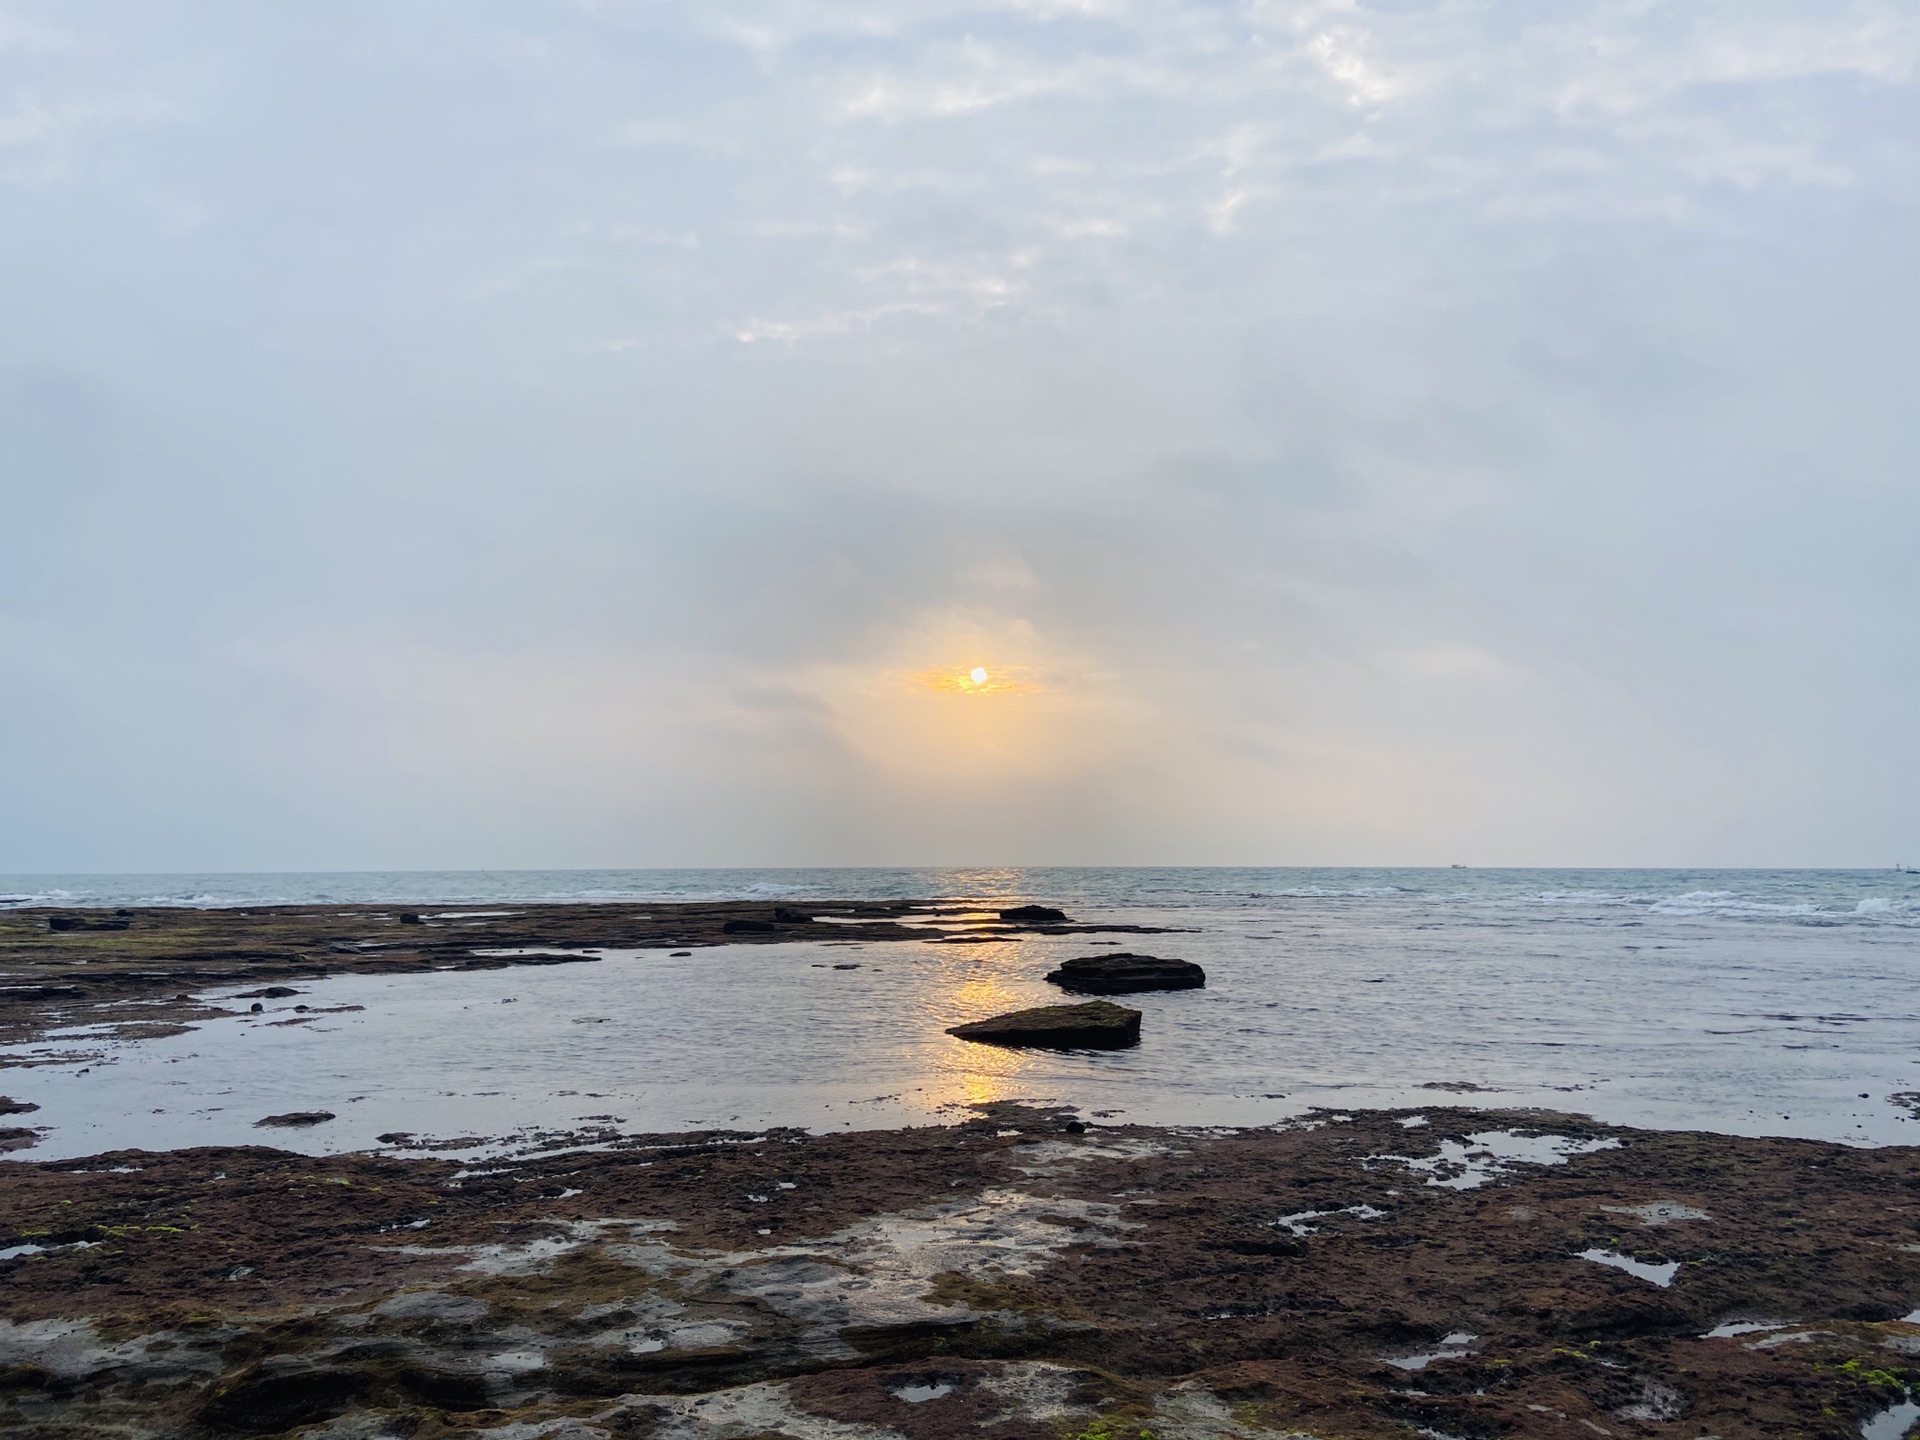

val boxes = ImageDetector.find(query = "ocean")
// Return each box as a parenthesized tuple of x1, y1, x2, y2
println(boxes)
(4, 867, 1919, 1159)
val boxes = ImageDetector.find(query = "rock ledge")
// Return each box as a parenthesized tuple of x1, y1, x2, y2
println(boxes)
(946, 1000, 1142, 1049)
(1045, 952, 1206, 994)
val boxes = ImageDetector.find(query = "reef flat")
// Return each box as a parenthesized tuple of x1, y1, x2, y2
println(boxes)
(0, 900, 1167, 1058)
(5, 1104, 1920, 1438)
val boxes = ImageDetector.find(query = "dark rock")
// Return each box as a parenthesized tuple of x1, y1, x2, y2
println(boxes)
(997, 905, 1068, 924)
(261, 986, 299, 998)
(0, 1127, 39, 1152)
(255, 1112, 336, 1128)
(398, 912, 422, 924)
(1044, 952, 1206, 994)
(0, 1097, 38, 1116)
(946, 1000, 1141, 1050)
(197, 1357, 363, 1433)
(1064, 1119, 1087, 1134)
(773, 906, 815, 924)
(1210, 1236, 1309, 1257)
(46, 915, 130, 932)
(722, 918, 776, 933)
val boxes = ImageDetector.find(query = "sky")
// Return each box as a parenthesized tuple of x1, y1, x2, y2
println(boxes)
(1, 0, 1916, 872)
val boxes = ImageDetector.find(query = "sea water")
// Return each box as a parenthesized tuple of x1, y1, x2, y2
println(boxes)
(3, 868, 1919, 1160)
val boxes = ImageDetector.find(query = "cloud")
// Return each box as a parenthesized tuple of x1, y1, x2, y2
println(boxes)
(0, 0, 1913, 868)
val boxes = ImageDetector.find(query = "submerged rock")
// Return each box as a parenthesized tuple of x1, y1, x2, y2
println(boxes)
(722, 918, 776, 933)
(946, 1000, 1141, 1049)
(255, 1112, 336, 1128)
(1045, 952, 1206, 995)
(998, 904, 1069, 924)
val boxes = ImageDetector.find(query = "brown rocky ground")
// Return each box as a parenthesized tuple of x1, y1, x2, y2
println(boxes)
(4, 1104, 1920, 1439)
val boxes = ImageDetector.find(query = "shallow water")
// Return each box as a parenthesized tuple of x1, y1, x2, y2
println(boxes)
(5, 868, 1920, 1159)
(1861, 1396, 1920, 1440)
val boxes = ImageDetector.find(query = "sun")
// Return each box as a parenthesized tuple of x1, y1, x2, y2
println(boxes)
(911, 663, 1028, 695)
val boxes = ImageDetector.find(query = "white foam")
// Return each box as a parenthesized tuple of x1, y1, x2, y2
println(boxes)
(1651, 890, 1822, 918)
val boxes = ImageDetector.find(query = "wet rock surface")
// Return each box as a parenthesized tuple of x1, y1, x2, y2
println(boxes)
(1044, 952, 1207, 994)
(947, 1000, 1144, 1049)
(998, 905, 1068, 924)
(253, 1112, 336, 1129)
(4, 1106, 1920, 1437)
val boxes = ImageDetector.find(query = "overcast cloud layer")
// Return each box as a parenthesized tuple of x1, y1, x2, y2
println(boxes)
(1, 0, 1915, 870)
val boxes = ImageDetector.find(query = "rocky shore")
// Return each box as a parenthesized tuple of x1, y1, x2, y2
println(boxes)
(5, 902, 1920, 1438)
(4, 1103, 1920, 1438)
(0, 900, 1170, 1060)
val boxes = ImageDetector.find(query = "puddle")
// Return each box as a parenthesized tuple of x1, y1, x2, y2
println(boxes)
(1748, 1329, 1829, 1350)
(1704, 1319, 1792, 1338)
(1577, 1248, 1679, 1286)
(892, 1382, 955, 1403)
(1272, 1204, 1387, 1236)
(1861, 1396, 1920, 1440)
(0, 1240, 96, 1264)
(1371, 1131, 1620, 1189)
(1600, 1201, 1710, 1225)
(1382, 1331, 1477, 1371)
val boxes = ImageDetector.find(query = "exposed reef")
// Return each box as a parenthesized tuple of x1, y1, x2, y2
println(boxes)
(1043, 952, 1207, 994)
(4, 1106, 1920, 1437)
(0, 900, 1173, 1060)
(947, 1001, 1145, 1050)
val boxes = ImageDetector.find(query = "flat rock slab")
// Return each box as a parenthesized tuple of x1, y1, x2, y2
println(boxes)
(999, 904, 1069, 923)
(1045, 952, 1206, 994)
(946, 1000, 1141, 1049)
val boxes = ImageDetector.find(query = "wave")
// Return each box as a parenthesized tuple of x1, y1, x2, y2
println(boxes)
(1271, 886, 1405, 898)
(1649, 890, 1824, 918)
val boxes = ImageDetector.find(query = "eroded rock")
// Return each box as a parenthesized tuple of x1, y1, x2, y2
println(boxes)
(1044, 952, 1206, 994)
(997, 905, 1068, 924)
(946, 1001, 1142, 1049)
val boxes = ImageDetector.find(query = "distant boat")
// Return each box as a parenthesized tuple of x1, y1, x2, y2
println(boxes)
(1450, 864, 1468, 869)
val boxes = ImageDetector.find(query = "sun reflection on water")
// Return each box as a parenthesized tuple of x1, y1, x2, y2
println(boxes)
(907, 947, 1045, 1114)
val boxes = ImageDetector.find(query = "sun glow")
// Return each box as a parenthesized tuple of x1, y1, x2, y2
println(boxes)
(914, 664, 1030, 695)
